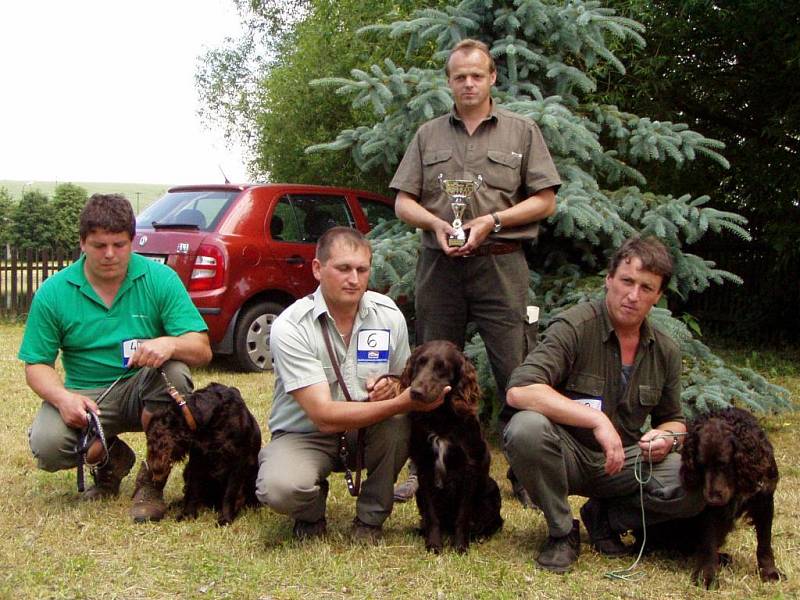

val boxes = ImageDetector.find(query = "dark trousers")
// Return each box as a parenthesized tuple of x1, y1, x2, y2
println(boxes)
(414, 247, 530, 405)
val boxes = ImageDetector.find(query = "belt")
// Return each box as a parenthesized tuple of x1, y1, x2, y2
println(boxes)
(464, 241, 522, 257)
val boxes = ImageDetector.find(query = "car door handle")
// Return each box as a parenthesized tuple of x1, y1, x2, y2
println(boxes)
(286, 256, 305, 265)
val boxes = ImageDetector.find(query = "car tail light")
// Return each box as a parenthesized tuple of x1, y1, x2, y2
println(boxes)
(189, 244, 226, 291)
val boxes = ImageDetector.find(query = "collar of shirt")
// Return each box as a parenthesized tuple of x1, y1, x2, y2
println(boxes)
(597, 296, 656, 347)
(448, 99, 499, 129)
(65, 253, 148, 307)
(309, 287, 377, 326)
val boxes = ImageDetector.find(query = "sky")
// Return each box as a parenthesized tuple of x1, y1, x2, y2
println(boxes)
(0, 0, 250, 185)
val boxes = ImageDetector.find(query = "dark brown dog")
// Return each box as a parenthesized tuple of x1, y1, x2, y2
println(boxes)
(402, 340, 503, 553)
(640, 407, 782, 588)
(142, 382, 261, 525)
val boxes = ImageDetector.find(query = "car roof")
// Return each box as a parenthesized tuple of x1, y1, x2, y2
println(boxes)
(166, 183, 388, 198)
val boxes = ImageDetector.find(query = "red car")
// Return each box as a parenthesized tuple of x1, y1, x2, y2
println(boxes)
(134, 183, 395, 371)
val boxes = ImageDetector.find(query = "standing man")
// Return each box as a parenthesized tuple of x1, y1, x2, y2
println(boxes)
(389, 38, 561, 500)
(256, 227, 446, 542)
(20, 194, 212, 522)
(503, 237, 705, 573)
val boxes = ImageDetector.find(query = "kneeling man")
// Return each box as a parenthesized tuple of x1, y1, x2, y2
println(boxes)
(503, 236, 704, 572)
(256, 227, 445, 542)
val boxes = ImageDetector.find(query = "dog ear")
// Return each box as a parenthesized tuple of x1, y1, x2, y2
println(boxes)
(451, 354, 480, 418)
(400, 345, 423, 388)
(679, 418, 702, 490)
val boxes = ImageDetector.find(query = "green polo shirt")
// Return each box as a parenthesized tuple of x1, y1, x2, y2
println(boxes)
(390, 103, 561, 249)
(19, 253, 207, 389)
(507, 298, 683, 450)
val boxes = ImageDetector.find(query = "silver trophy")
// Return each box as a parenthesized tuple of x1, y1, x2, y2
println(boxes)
(438, 174, 483, 247)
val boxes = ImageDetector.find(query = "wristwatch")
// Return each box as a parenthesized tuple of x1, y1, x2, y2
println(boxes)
(491, 212, 502, 233)
(666, 430, 680, 453)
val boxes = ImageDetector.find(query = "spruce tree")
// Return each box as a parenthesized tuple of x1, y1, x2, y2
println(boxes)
(309, 0, 791, 417)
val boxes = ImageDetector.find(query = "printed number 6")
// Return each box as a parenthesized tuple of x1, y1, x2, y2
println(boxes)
(367, 333, 377, 348)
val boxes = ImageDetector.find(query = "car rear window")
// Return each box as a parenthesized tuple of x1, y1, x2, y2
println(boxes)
(136, 190, 239, 231)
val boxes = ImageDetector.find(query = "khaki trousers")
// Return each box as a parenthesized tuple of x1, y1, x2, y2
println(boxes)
(256, 414, 410, 527)
(28, 361, 193, 472)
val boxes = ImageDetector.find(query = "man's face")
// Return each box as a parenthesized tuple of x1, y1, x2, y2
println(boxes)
(605, 256, 663, 331)
(447, 49, 496, 112)
(80, 229, 132, 285)
(312, 239, 371, 310)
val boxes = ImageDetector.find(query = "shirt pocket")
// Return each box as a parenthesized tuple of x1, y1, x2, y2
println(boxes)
(486, 149, 523, 193)
(423, 149, 454, 191)
(564, 371, 604, 399)
(638, 385, 659, 407)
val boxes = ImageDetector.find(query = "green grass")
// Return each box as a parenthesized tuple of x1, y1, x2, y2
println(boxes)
(0, 180, 170, 213)
(0, 322, 798, 599)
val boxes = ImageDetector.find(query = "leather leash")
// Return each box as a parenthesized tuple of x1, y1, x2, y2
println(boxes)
(76, 411, 108, 492)
(319, 314, 364, 497)
(74, 372, 126, 491)
(160, 370, 197, 431)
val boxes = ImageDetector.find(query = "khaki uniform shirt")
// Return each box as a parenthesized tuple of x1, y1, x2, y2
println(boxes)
(268, 288, 411, 434)
(390, 104, 561, 249)
(507, 298, 683, 450)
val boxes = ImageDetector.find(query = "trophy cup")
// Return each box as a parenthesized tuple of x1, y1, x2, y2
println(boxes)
(438, 174, 483, 247)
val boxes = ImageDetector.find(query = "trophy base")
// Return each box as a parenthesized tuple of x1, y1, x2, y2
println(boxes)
(447, 237, 466, 248)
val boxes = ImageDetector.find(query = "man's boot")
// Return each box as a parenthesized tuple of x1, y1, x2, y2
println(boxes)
(130, 462, 167, 523)
(82, 438, 136, 501)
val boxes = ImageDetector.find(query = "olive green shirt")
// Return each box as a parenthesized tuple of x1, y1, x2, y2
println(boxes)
(507, 298, 683, 450)
(390, 103, 561, 249)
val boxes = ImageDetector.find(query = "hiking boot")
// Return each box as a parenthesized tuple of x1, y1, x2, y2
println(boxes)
(82, 438, 136, 501)
(507, 467, 537, 510)
(130, 462, 167, 523)
(293, 517, 327, 541)
(580, 498, 630, 557)
(393, 474, 419, 503)
(351, 517, 383, 544)
(536, 520, 580, 573)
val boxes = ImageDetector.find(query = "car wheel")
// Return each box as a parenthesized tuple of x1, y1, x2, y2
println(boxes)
(233, 301, 285, 372)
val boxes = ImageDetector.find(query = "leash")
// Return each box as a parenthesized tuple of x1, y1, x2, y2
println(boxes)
(605, 431, 688, 582)
(319, 314, 365, 497)
(74, 373, 127, 492)
(76, 411, 108, 492)
(160, 369, 197, 431)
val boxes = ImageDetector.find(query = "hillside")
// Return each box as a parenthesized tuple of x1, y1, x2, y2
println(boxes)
(0, 179, 171, 213)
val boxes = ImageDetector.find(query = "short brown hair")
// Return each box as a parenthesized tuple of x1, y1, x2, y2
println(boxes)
(445, 39, 496, 76)
(316, 226, 372, 263)
(79, 194, 136, 241)
(608, 236, 673, 292)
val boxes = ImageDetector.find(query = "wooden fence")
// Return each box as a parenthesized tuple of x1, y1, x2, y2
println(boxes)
(0, 247, 80, 317)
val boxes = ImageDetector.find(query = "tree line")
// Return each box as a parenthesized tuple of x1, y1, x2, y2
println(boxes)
(0, 183, 87, 252)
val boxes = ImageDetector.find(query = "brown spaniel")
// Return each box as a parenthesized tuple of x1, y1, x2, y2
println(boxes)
(402, 340, 503, 553)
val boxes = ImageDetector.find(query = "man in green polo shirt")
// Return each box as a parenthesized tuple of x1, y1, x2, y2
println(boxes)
(503, 236, 705, 573)
(19, 194, 212, 522)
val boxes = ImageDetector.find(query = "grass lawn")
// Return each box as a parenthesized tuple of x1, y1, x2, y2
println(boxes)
(0, 322, 797, 599)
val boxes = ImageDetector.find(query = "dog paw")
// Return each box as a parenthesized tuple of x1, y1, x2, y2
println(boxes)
(759, 567, 783, 582)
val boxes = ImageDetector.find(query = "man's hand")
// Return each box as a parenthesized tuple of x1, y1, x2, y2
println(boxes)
(57, 392, 100, 429)
(452, 214, 494, 256)
(129, 337, 176, 368)
(407, 385, 450, 413)
(432, 220, 463, 256)
(593, 415, 625, 475)
(366, 375, 401, 402)
(638, 429, 673, 463)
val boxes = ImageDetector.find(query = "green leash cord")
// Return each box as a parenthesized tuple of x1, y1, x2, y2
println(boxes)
(605, 432, 688, 582)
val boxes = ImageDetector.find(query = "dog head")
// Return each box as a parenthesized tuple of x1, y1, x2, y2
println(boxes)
(681, 407, 778, 506)
(400, 340, 481, 417)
